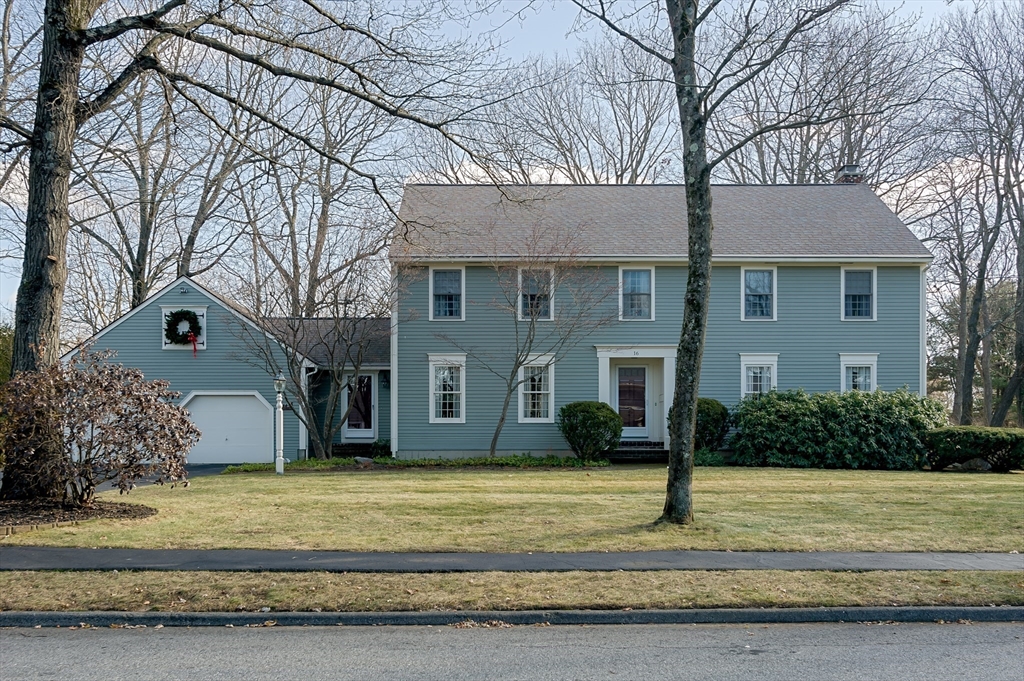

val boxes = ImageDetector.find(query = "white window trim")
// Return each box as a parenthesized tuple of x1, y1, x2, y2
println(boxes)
(740, 266, 777, 322)
(618, 265, 656, 321)
(517, 266, 555, 321)
(739, 353, 779, 399)
(840, 265, 877, 322)
(160, 305, 208, 351)
(428, 353, 466, 424)
(840, 353, 878, 392)
(517, 355, 555, 424)
(428, 265, 466, 322)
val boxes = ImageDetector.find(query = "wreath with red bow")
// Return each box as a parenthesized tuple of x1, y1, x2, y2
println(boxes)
(164, 309, 202, 356)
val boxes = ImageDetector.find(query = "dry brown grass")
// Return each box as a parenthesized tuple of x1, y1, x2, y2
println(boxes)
(1, 570, 1021, 612)
(3, 467, 1021, 552)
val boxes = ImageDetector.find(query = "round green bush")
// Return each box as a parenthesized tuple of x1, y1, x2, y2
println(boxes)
(556, 401, 623, 462)
(695, 398, 729, 451)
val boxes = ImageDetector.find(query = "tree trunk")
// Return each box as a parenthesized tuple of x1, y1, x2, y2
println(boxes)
(9, 0, 90, 376)
(2, 0, 92, 502)
(981, 299, 992, 423)
(488, 378, 516, 458)
(951, 279, 969, 423)
(661, 0, 710, 525)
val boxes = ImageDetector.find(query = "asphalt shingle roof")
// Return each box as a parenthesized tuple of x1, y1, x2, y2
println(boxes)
(393, 184, 931, 260)
(266, 318, 391, 367)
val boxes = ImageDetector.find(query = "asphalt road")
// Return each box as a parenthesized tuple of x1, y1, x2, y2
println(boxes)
(2, 622, 1021, 681)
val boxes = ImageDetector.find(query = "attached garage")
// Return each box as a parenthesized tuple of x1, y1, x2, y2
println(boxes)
(181, 392, 273, 464)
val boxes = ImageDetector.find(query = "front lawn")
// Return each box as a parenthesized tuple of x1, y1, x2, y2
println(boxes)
(4, 467, 1021, 552)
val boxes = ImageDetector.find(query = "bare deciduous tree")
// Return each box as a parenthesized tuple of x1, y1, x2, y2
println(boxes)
(570, 0, 923, 523)
(924, 3, 1023, 426)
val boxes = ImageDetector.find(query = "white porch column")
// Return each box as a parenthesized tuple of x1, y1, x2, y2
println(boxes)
(598, 355, 611, 406)
(663, 356, 676, 447)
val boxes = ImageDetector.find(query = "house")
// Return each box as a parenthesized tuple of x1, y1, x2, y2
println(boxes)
(69, 180, 931, 464)
(389, 182, 931, 458)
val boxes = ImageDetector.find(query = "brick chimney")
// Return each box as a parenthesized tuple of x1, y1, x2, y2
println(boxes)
(835, 164, 865, 184)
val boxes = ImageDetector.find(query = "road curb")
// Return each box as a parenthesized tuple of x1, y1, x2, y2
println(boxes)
(2, 606, 1022, 628)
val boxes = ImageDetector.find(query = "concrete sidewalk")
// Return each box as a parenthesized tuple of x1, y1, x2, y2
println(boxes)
(2, 546, 1021, 572)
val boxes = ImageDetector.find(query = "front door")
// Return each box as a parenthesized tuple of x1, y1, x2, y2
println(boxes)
(617, 366, 648, 438)
(345, 375, 374, 438)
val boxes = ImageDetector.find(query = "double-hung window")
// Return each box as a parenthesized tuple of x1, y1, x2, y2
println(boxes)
(840, 354, 878, 392)
(740, 353, 778, 399)
(430, 268, 463, 320)
(742, 267, 775, 321)
(428, 354, 465, 423)
(842, 268, 875, 320)
(519, 268, 553, 320)
(518, 358, 554, 423)
(620, 268, 654, 320)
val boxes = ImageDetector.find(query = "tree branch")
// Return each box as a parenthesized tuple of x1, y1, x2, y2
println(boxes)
(79, 0, 186, 45)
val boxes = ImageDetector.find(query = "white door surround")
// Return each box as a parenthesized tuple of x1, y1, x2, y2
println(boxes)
(596, 345, 676, 444)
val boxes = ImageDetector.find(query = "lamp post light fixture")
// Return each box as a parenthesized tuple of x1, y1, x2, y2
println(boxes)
(274, 371, 286, 475)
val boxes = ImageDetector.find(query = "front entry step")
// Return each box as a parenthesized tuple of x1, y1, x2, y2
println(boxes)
(610, 441, 668, 463)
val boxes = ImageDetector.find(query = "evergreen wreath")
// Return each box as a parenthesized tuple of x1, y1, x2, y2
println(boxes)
(164, 309, 202, 345)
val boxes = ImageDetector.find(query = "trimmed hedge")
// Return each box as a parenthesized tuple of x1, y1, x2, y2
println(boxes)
(695, 398, 729, 451)
(557, 401, 624, 462)
(729, 388, 946, 470)
(921, 426, 1024, 473)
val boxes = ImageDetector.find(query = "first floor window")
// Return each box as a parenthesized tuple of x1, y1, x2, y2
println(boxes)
(840, 354, 878, 392)
(520, 268, 552, 320)
(745, 365, 773, 396)
(846, 365, 872, 391)
(621, 269, 653, 319)
(740, 354, 778, 399)
(520, 362, 553, 422)
(429, 354, 466, 423)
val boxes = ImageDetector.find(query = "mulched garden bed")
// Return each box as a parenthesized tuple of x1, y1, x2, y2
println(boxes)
(0, 500, 157, 527)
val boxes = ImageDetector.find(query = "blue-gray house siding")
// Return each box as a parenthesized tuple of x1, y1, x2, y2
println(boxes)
(392, 263, 924, 458)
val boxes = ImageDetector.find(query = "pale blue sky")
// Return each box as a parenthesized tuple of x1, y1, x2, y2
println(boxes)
(0, 0, 964, 317)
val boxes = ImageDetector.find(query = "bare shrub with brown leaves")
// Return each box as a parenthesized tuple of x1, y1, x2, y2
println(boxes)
(0, 348, 199, 507)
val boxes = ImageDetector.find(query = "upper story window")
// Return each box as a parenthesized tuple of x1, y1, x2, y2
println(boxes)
(840, 353, 878, 392)
(741, 267, 776, 321)
(519, 268, 553, 321)
(519, 358, 554, 423)
(842, 267, 875, 321)
(428, 353, 465, 423)
(740, 353, 778, 399)
(620, 267, 654, 320)
(430, 267, 464, 321)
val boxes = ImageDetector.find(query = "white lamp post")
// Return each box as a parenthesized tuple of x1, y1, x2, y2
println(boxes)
(273, 371, 286, 475)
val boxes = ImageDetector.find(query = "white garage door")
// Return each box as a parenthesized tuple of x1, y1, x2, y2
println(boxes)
(184, 394, 273, 464)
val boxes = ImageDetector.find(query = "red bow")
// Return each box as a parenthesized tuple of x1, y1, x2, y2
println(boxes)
(187, 331, 198, 358)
